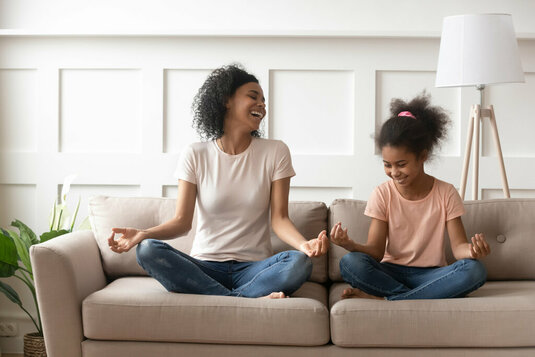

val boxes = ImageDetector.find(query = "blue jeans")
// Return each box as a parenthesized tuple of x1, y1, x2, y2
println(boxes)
(136, 239, 312, 298)
(340, 252, 487, 301)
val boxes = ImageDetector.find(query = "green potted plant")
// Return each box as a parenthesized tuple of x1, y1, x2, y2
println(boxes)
(0, 175, 89, 356)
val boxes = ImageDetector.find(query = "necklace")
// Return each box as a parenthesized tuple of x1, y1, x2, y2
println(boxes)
(218, 138, 226, 153)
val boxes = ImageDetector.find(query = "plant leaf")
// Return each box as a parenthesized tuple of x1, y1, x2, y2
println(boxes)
(11, 220, 39, 245)
(0, 280, 22, 305)
(70, 195, 81, 232)
(39, 229, 70, 243)
(8, 230, 32, 274)
(0, 231, 19, 277)
(50, 200, 57, 231)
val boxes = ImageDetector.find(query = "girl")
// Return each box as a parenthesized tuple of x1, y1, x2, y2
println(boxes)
(330, 93, 490, 301)
(108, 64, 328, 299)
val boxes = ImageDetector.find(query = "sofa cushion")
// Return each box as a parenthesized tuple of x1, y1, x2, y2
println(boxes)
(328, 199, 369, 281)
(88, 196, 191, 279)
(450, 199, 535, 280)
(329, 198, 535, 281)
(329, 281, 535, 347)
(270, 201, 329, 282)
(82, 277, 329, 346)
(89, 196, 328, 282)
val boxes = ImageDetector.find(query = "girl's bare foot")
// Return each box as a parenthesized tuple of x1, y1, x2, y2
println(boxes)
(341, 288, 383, 300)
(260, 292, 287, 299)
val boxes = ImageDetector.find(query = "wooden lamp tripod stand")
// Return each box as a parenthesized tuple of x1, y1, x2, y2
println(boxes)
(459, 93, 510, 200)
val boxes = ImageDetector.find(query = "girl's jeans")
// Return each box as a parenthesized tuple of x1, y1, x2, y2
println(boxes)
(136, 239, 312, 298)
(340, 251, 487, 301)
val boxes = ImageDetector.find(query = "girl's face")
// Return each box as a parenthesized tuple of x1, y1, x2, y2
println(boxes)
(225, 82, 266, 133)
(381, 145, 427, 187)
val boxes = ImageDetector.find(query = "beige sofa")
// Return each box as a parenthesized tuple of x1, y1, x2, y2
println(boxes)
(30, 197, 535, 356)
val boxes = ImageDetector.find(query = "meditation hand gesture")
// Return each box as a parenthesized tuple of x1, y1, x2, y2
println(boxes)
(108, 227, 146, 254)
(299, 230, 329, 257)
(468, 233, 491, 259)
(330, 222, 354, 251)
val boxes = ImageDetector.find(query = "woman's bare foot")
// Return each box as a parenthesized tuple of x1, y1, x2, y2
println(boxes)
(260, 292, 287, 299)
(341, 288, 383, 300)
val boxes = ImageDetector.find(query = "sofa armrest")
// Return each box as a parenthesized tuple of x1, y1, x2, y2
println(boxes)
(30, 230, 107, 357)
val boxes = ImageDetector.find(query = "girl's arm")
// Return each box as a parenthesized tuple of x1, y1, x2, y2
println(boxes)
(446, 217, 491, 260)
(330, 218, 387, 262)
(270, 177, 328, 257)
(108, 179, 197, 253)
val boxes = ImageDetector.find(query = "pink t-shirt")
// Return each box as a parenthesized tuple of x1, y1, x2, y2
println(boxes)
(364, 178, 465, 267)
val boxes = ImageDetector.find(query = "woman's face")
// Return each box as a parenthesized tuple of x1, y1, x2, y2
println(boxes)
(381, 145, 427, 188)
(225, 82, 266, 133)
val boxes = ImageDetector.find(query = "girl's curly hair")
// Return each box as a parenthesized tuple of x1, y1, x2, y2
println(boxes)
(192, 64, 261, 141)
(376, 92, 450, 158)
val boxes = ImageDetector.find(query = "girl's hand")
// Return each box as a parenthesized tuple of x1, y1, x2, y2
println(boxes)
(330, 222, 355, 251)
(299, 230, 329, 257)
(468, 233, 491, 259)
(108, 227, 146, 254)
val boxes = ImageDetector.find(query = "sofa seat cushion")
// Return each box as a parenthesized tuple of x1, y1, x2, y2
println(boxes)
(329, 281, 535, 347)
(83, 277, 329, 346)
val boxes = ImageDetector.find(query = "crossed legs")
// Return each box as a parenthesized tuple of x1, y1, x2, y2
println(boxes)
(136, 239, 312, 298)
(339, 251, 487, 301)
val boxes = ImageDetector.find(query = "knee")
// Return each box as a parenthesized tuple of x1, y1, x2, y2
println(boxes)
(340, 251, 370, 271)
(460, 259, 487, 285)
(136, 239, 160, 265)
(286, 250, 313, 280)
(339, 252, 376, 281)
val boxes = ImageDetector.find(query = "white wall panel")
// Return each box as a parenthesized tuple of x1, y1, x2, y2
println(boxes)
(57, 184, 140, 229)
(270, 70, 354, 155)
(0, 69, 38, 152)
(164, 69, 211, 153)
(483, 73, 535, 157)
(376, 70, 461, 156)
(163, 184, 177, 198)
(59, 69, 142, 153)
(0, 184, 36, 229)
(289, 187, 352, 206)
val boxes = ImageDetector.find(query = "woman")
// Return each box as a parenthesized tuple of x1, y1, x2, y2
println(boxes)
(108, 64, 328, 299)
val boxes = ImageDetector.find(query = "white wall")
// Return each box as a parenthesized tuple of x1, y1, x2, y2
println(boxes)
(1, 0, 535, 353)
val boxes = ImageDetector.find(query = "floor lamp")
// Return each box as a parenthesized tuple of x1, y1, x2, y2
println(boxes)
(435, 14, 525, 200)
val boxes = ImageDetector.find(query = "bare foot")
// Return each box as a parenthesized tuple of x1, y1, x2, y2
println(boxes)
(260, 292, 287, 299)
(341, 288, 383, 300)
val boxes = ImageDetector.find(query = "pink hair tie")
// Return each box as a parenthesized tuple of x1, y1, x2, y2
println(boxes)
(398, 111, 416, 119)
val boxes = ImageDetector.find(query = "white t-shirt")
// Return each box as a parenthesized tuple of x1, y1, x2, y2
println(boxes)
(174, 137, 296, 262)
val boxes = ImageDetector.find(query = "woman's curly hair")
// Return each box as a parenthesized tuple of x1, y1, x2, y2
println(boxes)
(192, 64, 261, 140)
(376, 92, 450, 158)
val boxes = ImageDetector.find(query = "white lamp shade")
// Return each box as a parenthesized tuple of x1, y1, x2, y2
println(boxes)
(436, 14, 525, 87)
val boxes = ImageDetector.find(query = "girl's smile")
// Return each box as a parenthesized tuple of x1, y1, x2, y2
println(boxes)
(382, 145, 433, 199)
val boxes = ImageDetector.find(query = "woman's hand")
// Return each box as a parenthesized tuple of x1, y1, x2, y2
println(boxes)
(468, 233, 491, 259)
(330, 222, 355, 251)
(299, 230, 329, 257)
(108, 227, 146, 254)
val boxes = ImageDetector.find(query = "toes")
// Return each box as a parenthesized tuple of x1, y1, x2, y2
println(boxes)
(270, 292, 286, 299)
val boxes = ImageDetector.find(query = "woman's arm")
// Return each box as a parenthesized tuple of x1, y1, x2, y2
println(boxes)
(330, 218, 387, 262)
(108, 179, 197, 253)
(270, 177, 328, 257)
(446, 217, 491, 260)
